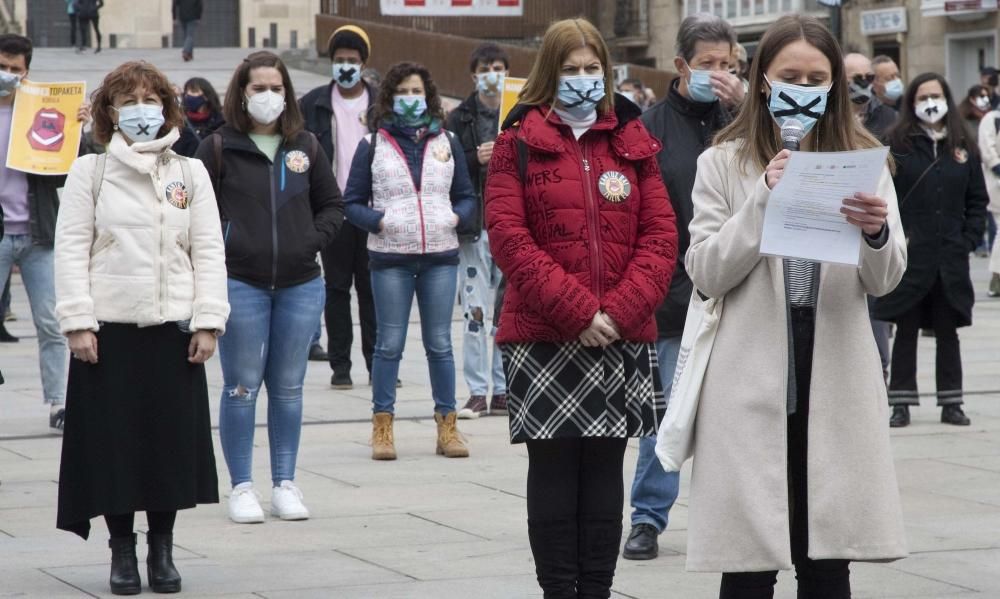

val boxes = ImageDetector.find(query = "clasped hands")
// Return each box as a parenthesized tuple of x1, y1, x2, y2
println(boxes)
(579, 312, 621, 348)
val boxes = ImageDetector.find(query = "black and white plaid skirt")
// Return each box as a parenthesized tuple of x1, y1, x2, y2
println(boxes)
(500, 341, 664, 443)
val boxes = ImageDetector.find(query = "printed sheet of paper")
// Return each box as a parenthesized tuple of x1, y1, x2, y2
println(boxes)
(497, 77, 527, 134)
(760, 147, 889, 266)
(5, 79, 87, 175)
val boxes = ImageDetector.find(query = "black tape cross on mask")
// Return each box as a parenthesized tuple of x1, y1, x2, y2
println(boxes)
(562, 80, 603, 109)
(137, 123, 151, 136)
(772, 91, 824, 119)
(337, 67, 358, 84)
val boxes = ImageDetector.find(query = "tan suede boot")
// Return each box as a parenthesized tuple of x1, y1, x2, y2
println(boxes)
(435, 412, 469, 458)
(371, 413, 397, 460)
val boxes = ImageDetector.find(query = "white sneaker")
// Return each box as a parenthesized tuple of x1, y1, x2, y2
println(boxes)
(271, 481, 310, 521)
(228, 483, 265, 524)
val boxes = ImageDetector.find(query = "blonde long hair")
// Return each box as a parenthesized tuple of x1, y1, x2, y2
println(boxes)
(518, 18, 615, 115)
(714, 15, 885, 172)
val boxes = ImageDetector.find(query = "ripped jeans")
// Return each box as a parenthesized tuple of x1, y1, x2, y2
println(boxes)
(218, 276, 325, 488)
(458, 234, 506, 397)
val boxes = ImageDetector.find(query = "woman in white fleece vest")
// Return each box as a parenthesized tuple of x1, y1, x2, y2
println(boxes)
(53, 61, 229, 596)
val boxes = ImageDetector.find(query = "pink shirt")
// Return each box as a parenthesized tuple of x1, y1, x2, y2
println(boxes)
(331, 85, 369, 195)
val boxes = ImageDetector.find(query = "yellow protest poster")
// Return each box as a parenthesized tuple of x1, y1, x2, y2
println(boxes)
(5, 80, 87, 175)
(498, 76, 527, 133)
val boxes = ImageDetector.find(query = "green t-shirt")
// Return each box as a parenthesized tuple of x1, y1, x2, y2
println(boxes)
(248, 133, 281, 162)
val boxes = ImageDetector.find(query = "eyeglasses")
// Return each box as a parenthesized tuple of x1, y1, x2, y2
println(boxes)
(852, 73, 876, 84)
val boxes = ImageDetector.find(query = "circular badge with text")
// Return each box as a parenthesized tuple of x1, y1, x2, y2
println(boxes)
(597, 171, 632, 203)
(285, 150, 311, 173)
(165, 181, 189, 209)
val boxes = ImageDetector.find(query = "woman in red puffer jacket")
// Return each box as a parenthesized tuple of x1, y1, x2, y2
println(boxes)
(484, 17, 677, 598)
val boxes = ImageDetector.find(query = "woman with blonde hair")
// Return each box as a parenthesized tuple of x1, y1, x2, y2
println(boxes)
(685, 15, 908, 597)
(486, 18, 677, 598)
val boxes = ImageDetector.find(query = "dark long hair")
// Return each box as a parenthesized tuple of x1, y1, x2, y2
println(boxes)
(713, 15, 882, 173)
(958, 84, 990, 121)
(184, 77, 222, 116)
(887, 73, 978, 160)
(369, 62, 445, 130)
(222, 51, 304, 141)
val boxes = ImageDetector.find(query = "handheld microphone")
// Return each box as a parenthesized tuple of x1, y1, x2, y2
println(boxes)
(781, 119, 806, 152)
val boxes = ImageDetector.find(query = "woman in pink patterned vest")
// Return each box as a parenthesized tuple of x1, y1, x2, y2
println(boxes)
(343, 61, 477, 461)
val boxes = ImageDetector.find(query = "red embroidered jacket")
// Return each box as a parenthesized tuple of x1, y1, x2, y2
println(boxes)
(486, 103, 678, 344)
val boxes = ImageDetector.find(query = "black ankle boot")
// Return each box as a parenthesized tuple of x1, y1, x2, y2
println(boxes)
(889, 405, 910, 428)
(577, 516, 623, 599)
(941, 405, 971, 426)
(146, 533, 182, 593)
(527, 519, 578, 599)
(108, 534, 141, 595)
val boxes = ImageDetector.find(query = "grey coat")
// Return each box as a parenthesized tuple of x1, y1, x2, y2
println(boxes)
(683, 141, 909, 572)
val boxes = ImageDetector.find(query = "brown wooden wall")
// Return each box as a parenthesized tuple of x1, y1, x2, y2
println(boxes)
(319, 0, 598, 40)
(316, 14, 674, 101)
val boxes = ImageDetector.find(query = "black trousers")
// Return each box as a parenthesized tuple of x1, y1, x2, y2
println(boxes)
(69, 14, 78, 46)
(720, 308, 851, 599)
(526, 437, 627, 599)
(319, 222, 376, 375)
(79, 16, 101, 50)
(105, 511, 176, 537)
(888, 277, 963, 406)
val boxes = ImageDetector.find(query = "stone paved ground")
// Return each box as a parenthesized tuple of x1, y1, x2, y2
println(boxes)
(1, 49, 999, 598)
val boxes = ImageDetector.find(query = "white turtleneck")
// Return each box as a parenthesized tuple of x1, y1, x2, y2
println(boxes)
(553, 107, 597, 140)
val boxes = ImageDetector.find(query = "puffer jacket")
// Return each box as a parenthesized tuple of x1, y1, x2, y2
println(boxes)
(486, 102, 678, 343)
(54, 129, 229, 334)
(194, 125, 344, 289)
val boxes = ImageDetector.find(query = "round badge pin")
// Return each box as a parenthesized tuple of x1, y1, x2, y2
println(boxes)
(598, 171, 631, 203)
(954, 148, 968, 164)
(285, 150, 311, 173)
(164, 181, 188, 209)
(432, 144, 452, 163)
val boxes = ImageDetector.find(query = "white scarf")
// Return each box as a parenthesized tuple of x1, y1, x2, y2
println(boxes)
(107, 128, 181, 174)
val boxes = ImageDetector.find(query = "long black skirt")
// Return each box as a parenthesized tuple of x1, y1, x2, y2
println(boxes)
(56, 323, 219, 540)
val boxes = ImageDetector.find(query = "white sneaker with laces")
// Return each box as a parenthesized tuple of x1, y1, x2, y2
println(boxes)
(228, 482, 265, 524)
(271, 480, 310, 520)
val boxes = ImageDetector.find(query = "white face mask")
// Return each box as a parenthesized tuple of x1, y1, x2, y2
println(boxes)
(974, 96, 992, 111)
(915, 98, 948, 125)
(245, 90, 285, 125)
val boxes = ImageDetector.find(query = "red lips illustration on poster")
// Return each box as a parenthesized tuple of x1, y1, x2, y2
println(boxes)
(26, 108, 67, 152)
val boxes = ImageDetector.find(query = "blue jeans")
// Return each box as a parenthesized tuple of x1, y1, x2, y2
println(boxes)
(0, 235, 66, 405)
(218, 276, 325, 488)
(370, 262, 458, 415)
(458, 235, 506, 396)
(181, 20, 198, 56)
(629, 336, 682, 532)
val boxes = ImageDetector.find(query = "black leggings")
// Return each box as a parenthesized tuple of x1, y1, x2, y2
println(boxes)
(720, 308, 850, 599)
(105, 511, 177, 538)
(526, 437, 627, 520)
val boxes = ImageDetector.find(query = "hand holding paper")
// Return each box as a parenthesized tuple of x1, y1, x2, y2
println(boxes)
(759, 147, 890, 266)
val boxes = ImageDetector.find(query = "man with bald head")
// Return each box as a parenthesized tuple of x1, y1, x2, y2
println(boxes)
(873, 55, 904, 111)
(845, 52, 896, 142)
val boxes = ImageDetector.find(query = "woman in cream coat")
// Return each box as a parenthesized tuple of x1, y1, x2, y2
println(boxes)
(684, 16, 908, 598)
(54, 61, 228, 595)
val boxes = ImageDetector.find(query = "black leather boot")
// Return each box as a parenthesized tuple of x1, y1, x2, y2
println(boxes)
(146, 533, 182, 593)
(941, 405, 971, 426)
(577, 516, 623, 599)
(527, 519, 578, 599)
(108, 534, 141, 595)
(889, 405, 910, 428)
(622, 523, 659, 560)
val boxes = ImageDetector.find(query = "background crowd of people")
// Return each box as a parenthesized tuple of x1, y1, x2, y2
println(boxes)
(1, 6, 999, 596)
